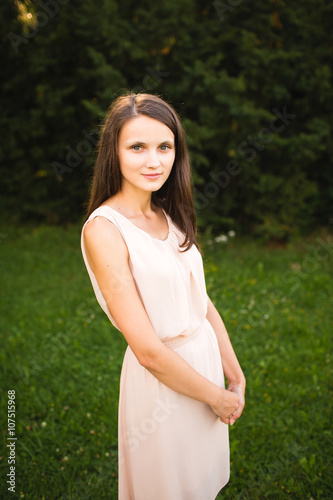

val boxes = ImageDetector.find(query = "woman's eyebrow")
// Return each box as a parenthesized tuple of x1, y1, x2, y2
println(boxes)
(160, 140, 174, 145)
(124, 139, 175, 146)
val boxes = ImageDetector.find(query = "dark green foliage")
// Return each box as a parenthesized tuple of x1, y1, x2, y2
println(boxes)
(1, 0, 332, 239)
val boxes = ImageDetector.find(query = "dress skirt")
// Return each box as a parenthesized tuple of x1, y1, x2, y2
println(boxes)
(117, 317, 230, 500)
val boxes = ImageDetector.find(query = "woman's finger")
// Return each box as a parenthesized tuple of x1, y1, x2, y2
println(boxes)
(220, 417, 230, 424)
(229, 403, 244, 425)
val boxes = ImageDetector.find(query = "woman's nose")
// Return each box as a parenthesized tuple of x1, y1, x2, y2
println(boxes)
(145, 149, 161, 168)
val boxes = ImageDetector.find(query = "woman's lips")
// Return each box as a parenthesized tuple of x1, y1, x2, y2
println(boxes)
(142, 174, 162, 179)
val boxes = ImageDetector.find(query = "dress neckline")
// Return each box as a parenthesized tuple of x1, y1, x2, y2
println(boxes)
(101, 204, 172, 242)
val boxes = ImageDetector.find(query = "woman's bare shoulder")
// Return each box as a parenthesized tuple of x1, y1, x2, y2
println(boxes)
(83, 215, 128, 260)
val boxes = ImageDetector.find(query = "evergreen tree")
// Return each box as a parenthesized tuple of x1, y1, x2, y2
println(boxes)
(1, 0, 332, 240)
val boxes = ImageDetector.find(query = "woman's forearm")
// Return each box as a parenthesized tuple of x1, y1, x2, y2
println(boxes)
(143, 343, 223, 408)
(206, 297, 246, 388)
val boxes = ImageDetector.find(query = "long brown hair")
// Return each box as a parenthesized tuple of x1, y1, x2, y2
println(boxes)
(84, 92, 200, 253)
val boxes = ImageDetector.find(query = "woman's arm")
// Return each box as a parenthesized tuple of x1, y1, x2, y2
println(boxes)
(83, 217, 239, 421)
(206, 295, 246, 425)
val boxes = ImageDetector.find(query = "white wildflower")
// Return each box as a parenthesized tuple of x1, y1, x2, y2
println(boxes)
(214, 234, 228, 243)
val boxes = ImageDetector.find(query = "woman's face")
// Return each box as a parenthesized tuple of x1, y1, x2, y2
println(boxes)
(117, 115, 175, 195)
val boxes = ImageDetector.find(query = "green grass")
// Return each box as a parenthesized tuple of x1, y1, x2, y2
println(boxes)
(0, 223, 332, 499)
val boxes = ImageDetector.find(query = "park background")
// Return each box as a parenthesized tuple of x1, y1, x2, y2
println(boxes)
(1, 0, 332, 498)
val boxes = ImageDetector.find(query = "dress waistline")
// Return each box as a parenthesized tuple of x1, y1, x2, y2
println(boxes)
(160, 320, 206, 349)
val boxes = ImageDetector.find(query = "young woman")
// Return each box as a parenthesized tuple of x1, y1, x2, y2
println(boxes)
(81, 93, 246, 500)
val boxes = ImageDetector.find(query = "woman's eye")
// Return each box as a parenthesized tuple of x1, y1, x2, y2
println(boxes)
(160, 145, 171, 151)
(131, 145, 142, 151)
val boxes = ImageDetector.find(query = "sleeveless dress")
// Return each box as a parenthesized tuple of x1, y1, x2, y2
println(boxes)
(80, 205, 230, 500)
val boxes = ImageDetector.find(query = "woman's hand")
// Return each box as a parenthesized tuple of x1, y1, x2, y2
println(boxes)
(210, 388, 240, 421)
(205, 297, 246, 425)
(223, 382, 245, 426)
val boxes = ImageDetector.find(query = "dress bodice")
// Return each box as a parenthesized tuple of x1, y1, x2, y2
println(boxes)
(80, 205, 208, 340)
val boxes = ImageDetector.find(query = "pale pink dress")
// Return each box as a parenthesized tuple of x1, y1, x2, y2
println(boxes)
(80, 205, 230, 500)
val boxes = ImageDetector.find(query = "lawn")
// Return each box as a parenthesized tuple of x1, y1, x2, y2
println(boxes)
(0, 222, 332, 499)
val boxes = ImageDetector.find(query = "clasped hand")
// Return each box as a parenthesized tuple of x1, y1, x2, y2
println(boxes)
(210, 383, 245, 426)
